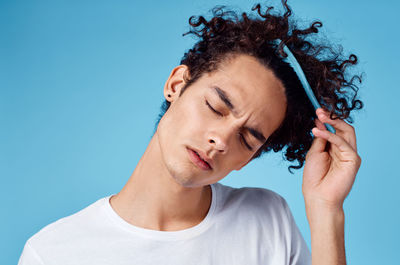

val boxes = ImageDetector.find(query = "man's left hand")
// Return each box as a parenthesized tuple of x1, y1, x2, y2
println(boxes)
(302, 108, 362, 211)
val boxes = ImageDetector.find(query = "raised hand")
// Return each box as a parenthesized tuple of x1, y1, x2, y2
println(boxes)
(302, 108, 362, 210)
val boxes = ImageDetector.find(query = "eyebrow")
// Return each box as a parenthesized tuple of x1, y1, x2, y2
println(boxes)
(212, 86, 267, 143)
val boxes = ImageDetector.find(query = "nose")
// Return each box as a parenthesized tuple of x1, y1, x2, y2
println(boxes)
(207, 129, 231, 153)
(208, 138, 226, 153)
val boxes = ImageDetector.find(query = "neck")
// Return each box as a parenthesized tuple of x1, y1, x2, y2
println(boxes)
(109, 132, 212, 231)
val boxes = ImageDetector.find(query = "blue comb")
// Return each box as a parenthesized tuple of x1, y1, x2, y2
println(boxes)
(273, 39, 336, 134)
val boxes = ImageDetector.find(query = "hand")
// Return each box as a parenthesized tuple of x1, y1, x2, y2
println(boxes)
(302, 108, 362, 211)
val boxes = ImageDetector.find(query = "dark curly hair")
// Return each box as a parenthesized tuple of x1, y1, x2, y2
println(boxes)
(154, 0, 363, 173)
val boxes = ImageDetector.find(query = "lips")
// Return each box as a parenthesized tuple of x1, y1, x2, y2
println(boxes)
(187, 147, 212, 170)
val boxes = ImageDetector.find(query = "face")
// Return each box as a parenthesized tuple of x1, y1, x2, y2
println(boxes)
(156, 54, 287, 188)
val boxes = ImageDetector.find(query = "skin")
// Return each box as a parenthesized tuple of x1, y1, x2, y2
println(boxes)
(304, 109, 361, 265)
(110, 54, 361, 264)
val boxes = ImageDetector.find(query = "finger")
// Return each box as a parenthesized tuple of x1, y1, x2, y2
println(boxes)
(312, 126, 356, 154)
(306, 118, 328, 156)
(315, 108, 350, 132)
(315, 117, 326, 131)
(316, 109, 357, 152)
(316, 108, 355, 135)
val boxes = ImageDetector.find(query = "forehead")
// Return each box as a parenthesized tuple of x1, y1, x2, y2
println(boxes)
(203, 54, 287, 135)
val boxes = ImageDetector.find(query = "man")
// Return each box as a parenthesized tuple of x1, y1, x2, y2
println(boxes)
(18, 2, 362, 264)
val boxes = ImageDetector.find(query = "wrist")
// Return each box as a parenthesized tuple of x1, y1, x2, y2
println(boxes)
(304, 198, 345, 225)
(306, 202, 347, 265)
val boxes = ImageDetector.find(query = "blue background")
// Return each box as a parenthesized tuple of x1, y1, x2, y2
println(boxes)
(1, 0, 399, 264)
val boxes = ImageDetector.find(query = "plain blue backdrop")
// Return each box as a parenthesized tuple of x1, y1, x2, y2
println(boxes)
(1, 0, 399, 264)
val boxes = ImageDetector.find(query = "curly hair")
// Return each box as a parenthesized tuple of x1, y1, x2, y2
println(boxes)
(154, 0, 363, 173)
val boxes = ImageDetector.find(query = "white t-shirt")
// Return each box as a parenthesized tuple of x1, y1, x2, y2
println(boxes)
(18, 182, 311, 265)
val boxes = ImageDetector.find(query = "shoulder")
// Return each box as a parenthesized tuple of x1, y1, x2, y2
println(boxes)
(212, 182, 298, 248)
(214, 181, 288, 206)
(213, 182, 290, 218)
(26, 196, 108, 249)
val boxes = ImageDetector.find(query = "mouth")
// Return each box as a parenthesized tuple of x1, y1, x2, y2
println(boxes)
(187, 147, 212, 171)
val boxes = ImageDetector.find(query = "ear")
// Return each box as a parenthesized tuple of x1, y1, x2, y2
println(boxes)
(163, 65, 190, 104)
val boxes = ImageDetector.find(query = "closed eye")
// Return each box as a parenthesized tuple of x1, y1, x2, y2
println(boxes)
(205, 100, 223, 116)
(240, 133, 253, 151)
(206, 100, 253, 151)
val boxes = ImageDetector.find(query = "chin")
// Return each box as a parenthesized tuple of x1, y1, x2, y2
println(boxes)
(172, 175, 199, 188)
(162, 160, 196, 188)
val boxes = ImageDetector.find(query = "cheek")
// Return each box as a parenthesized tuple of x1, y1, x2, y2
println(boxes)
(180, 97, 210, 133)
(228, 152, 251, 170)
